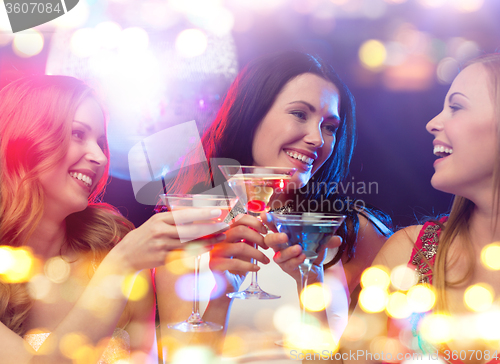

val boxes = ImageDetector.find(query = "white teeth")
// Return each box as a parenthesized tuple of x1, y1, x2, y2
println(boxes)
(69, 172, 93, 187)
(286, 151, 314, 165)
(433, 145, 453, 156)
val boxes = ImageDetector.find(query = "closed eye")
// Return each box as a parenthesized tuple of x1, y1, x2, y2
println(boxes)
(449, 104, 462, 113)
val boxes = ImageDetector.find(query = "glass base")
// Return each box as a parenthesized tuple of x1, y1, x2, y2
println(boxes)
(227, 285, 280, 300)
(167, 319, 223, 332)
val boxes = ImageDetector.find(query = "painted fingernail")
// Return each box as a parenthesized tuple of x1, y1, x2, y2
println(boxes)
(216, 234, 226, 242)
(211, 209, 222, 217)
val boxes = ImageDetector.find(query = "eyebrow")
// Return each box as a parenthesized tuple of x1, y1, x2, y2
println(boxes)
(288, 100, 340, 121)
(448, 92, 468, 103)
(73, 120, 91, 131)
(73, 120, 106, 139)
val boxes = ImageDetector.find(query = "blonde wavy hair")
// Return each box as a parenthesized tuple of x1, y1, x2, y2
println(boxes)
(433, 53, 500, 312)
(0, 75, 134, 335)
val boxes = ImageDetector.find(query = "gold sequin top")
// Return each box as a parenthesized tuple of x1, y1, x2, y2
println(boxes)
(24, 328, 130, 363)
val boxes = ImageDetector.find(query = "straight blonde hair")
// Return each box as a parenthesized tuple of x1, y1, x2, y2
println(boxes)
(433, 54, 500, 312)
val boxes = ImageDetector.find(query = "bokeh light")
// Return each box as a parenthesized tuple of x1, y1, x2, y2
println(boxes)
(360, 266, 391, 289)
(476, 309, 500, 341)
(222, 335, 247, 358)
(283, 324, 337, 352)
(44, 256, 70, 284)
(94, 21, 122, 48)
(369, 336, 405, 361)
(70, 28, 100, 58)
(0, 246, 35, 283)
(52, 0, 90, 28)
(300, 283, 331, 312)
(419, 313, 454, 344)
(60, 332, 91, 359)
(175, 29, 208, 58)
(121, 273, 149, 301)
(12, 30, 44, 57)
(390, 264, 417, 291)
(463, 283, 494, 312)
(453, 0, 484, 12)
(273, 305, 301, 334)
(174, 270, 214, 301)
(28, 274, 52, 301)
(359, 286, 389, 313)
(481, 243, 500, 270)
(417, 0, 446, 8)
(436, 57, 460, 84)
(359, 40, 387, 70)
(361, 0, 387, 19)
(386, 291, 412, 319)
(118, 27, 149, 54)
(172, 346, 216, 364)
(406, 284, 436, 312)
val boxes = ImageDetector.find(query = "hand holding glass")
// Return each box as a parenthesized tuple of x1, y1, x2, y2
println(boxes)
(160, 194, 237, 332)
(218, 165, 296, 299)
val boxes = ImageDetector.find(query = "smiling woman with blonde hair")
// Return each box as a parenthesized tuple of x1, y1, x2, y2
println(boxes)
(334, 53, 500, 363)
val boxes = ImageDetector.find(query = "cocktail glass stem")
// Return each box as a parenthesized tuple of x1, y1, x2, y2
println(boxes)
(227, 213, 280, 299)
(187, 254, 202, 324)
(247, 243, 260, 291)
(298, 262, 312, 327)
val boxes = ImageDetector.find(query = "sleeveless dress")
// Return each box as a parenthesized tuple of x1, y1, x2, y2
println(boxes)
(24, 328, 130, 363)
(408, 218, 500, 364)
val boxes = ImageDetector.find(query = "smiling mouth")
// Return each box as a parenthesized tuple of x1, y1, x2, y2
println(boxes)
(433, 145, 453, 158)
(285, 150, 314, 166)
(69, 172, 93, 188)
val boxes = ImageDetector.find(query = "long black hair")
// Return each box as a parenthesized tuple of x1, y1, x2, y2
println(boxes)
(202, 50, 356, 196)
(169, 50, 392, 265)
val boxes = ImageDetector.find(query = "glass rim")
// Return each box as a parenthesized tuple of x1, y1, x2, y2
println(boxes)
(218, 165, 297, 173)
(270, 212, 346, 220)
(160, 193, 235, 201)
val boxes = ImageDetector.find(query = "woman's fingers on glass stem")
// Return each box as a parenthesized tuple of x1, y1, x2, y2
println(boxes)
(211, 242, 270, 265)
(231, 214, 267, 234)
(225, 225, 267, 249)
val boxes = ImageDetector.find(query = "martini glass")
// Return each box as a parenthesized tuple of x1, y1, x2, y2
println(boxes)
(270, 212, 345, 348)
(161, 194, 238, 332)
(218, 165, 296, 299)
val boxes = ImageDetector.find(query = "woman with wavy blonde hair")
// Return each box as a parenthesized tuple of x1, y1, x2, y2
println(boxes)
(335, 54, 500, 363)
(0, 75, 226, 364)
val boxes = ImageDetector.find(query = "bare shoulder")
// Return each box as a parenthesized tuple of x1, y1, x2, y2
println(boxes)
(372, 225, 422, 270)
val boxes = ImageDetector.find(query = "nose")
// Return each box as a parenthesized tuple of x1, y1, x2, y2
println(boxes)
(87, 141, 108, 166)
(303, 119, 324, 148)
(426, 111, 443, 135)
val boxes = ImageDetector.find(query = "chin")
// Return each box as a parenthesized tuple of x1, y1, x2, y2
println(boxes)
(430, 176, 455, 196)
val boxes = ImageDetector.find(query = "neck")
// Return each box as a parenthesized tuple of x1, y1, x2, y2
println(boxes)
(25, 213, 67, 260)
(468, 202, 500, 248)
